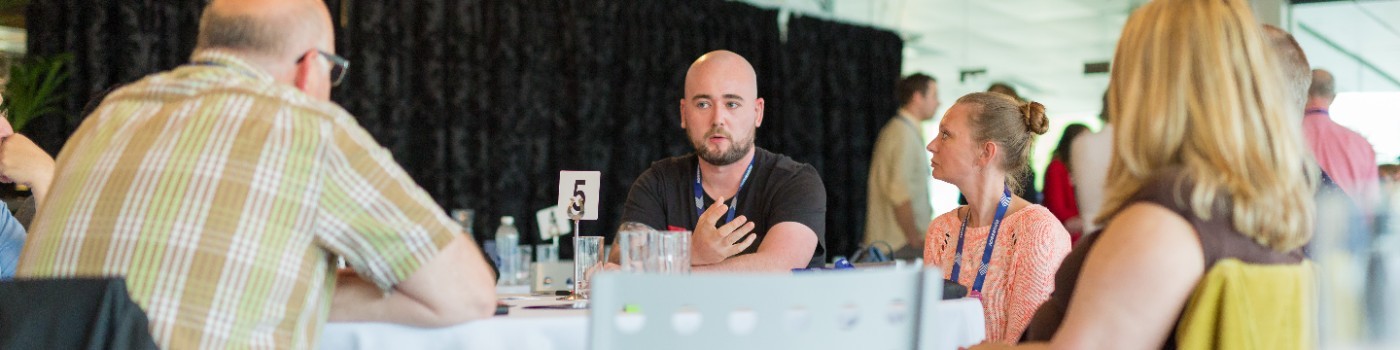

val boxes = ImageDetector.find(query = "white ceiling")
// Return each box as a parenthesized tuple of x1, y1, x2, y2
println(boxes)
(741, 0, 1400, 116)
(1292, 1, 1400, 93)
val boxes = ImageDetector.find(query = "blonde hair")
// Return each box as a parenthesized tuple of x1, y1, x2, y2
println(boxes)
(957, 92, 1050, 194)
(1099, 0, 1316, 251)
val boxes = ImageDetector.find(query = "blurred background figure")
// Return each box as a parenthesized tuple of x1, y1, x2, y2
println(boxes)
(865, 73, 939, 260)
(1381, 164, 1400, 191)
(0, 128, 55, 280)
(986, 83, 1019, 102)
(1041, 123, 1089, 243)
(1070, 93, 1113, 236)
(1306, 69, 1382, 215)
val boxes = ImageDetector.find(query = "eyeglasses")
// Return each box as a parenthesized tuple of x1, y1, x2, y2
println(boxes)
(297, 50, 350, 86)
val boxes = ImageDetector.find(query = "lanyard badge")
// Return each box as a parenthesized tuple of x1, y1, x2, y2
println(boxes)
(949, 187, 1012, 299)
(693, 157, 756, 225)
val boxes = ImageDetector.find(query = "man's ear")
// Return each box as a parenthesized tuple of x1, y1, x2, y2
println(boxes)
(754, 97, 765, 128)
(678, 99, 687, 129)
(293, 50, 317, 93)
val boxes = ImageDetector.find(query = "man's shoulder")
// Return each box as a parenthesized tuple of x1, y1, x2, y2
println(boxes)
(1305, 116, 1377, 153)
(633, 153, 696, 188)
(758, 148, 822, 185)
(645, 153, 696, 174)
(1328, 121, 1377, 150)
(1069, 126, 1112, 158)
(1073, 126, 1111, 144)
(112, 66, 353, 124)
(212, 84, 354, 123)
(877, 116, 921, 140)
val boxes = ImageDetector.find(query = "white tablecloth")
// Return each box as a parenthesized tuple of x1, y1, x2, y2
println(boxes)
(320, 293, 586, 350)
(927, 298, 987, 349)
(321, 293, 986, 350)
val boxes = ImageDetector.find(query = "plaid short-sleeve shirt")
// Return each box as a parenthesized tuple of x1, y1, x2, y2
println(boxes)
(17, 50, 457, 349)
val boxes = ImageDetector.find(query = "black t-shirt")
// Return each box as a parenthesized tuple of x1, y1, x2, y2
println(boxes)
(620, 147, 827, 268)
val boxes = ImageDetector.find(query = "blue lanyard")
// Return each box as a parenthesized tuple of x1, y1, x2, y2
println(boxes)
(694, 157, 756, 225)
(949, 187, 1012, 294)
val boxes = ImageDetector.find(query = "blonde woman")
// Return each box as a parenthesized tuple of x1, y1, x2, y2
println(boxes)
(975, 0, 1317, 348)
(924, 92, 1070, 343)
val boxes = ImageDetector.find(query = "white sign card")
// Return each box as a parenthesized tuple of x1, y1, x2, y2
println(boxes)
(535, 205, 572, 240)
(557, 171, 601, 221)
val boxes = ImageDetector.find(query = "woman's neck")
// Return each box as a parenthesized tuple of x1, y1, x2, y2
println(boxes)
(960, 171, 1009, 227)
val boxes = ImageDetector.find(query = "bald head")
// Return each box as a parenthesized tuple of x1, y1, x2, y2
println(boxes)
(1263, 25, 1310, 110)
(196, 0, 332, 63)
(684, 50, 759, 101)
(1310, 69, 1336, 102)
(679, 50, 766, 166)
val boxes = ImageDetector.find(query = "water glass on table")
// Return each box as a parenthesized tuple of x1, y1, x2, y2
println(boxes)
(618, 229, 651, 273)
(649, 230, 691, 274)
(572, 236, 605, 299)
(536, 244, 559, 263)
(450, 209, 476, 235)
(516, 245, 533, 285)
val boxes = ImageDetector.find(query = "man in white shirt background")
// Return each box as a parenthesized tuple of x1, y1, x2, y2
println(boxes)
(864, 73, 939, 259)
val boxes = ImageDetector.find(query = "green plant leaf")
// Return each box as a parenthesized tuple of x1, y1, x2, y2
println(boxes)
(3, 53, 72, 132)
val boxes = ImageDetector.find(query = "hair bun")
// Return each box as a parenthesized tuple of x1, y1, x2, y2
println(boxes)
(1021, 101, 1049, 135)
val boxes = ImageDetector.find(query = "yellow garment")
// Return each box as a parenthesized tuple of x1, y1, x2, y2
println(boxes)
(1176, 259, 1315, 350)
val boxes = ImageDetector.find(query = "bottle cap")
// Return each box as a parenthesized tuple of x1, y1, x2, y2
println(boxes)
(502, 216, 515, 225)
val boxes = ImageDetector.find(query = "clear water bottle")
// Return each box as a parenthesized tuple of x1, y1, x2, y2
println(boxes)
(495, 216, 521, 285)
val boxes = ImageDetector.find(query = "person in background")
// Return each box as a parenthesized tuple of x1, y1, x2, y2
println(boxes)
(1381, 164, 1400, 184)
(985, 0, 1318, 347)
(16, 0, 496, 348)
(986, 83, 1019, 101)
(864, 73, 938, 260)
(1041, 123, 1089, 243)
(1305, 69, 1381, 215)
(924, 92, 1070, 343)
(614, 50, 827, 271)
(0, 113, 56, 280)
(1069, 92, 1112, 235)
(1380, 164, 1400, 198)
(1264, 24, 1371, 255)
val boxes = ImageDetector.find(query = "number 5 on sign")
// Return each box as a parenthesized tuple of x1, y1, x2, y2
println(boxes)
(557, 171, 601, 221)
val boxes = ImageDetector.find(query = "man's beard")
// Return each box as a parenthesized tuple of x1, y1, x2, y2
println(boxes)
(693, 130, 754, 166)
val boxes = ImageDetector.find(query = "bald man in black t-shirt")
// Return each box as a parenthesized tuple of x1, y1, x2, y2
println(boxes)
(612, 50, 827, 271)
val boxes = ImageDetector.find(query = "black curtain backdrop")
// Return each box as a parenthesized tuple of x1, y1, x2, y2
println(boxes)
(25, 0, 206, 154)
(25, 0, 902, 261)
(780, 15, 905, 263)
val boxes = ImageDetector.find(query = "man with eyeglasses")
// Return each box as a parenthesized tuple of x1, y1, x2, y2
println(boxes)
(16, 0, 496, 348)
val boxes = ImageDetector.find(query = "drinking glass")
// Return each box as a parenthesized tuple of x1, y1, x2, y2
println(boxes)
(516, 245, 533, 285)
(618, 229, 651, 272)
(450, 209, 476, 236)
(536, 244, 559, 263)
(572, 236, 605, 299)
(650, 230, 691, 274)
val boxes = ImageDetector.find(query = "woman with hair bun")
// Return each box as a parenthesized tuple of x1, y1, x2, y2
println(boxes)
(924, 92, 1070, 344)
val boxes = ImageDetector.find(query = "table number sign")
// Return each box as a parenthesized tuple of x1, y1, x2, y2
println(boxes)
(557, 171, 601, 221)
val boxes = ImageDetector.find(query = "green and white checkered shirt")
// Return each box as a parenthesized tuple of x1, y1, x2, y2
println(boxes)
(17, 50, 457, 349)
